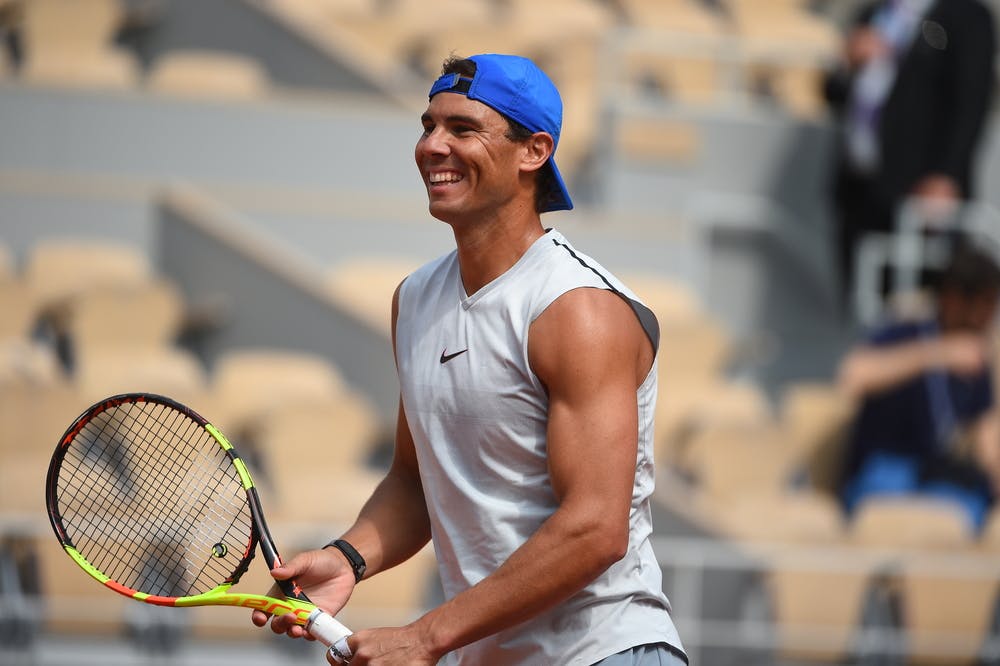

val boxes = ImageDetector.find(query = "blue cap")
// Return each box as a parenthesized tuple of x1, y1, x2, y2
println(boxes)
(428, 54, 573, 213)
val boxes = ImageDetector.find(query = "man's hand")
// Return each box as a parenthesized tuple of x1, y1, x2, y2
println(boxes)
(845, 26, 890, 68)
(251, 547, 357, 639)
(912, 173, 961, 225)
(326, 624, 441, 666)
(937, 332, 991, 377)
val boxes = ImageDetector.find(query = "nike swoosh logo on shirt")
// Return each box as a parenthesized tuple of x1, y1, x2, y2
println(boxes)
(440, 348, 468, 364)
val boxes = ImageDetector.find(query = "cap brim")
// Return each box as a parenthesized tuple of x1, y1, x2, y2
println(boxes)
(542, 158, 573, 213)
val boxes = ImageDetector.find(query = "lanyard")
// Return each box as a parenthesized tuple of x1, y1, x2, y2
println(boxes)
(922, 321, 958, 450)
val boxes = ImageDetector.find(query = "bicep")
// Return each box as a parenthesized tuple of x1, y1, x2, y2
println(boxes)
(529, 289, 647, 519)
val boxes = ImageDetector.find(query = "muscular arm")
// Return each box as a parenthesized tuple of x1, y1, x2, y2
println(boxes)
(396, 287, 653, 658)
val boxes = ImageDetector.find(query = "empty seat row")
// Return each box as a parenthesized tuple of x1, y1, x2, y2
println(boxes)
(706, 492, 1000, 664)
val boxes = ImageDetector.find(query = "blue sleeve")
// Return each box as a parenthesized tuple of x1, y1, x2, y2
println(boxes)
(866, 321, 927, 347)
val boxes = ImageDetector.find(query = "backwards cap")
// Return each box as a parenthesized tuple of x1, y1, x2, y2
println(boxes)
(428, 54, 573, 213)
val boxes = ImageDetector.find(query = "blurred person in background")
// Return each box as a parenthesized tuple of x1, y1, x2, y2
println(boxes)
(837, 243, 1000, 531)
(252, 53, 686, 666)
(824, 0, 997, 305)
(0, 0, 23, 68)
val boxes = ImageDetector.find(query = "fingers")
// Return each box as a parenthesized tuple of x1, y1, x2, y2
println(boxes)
(250, 605, 314, 639)
(249, 568, 305, 636)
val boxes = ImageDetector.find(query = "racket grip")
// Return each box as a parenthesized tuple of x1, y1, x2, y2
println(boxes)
(306, 607, 352, 646)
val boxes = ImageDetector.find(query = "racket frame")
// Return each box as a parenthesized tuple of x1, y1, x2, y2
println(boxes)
(45, 393, 345, 633)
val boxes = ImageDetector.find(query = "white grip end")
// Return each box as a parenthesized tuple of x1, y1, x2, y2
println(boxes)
(306, 607, 352, 646)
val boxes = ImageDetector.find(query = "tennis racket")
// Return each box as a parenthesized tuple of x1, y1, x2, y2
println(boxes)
(45, 392, 353, 657)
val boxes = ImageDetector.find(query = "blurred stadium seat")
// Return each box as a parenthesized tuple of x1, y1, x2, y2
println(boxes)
(683, 421, 795, 503)
(619, 272, 704, 322)
(326, 256, 422, 336)
(22, 0, 121, 49)
(64, 278, 186, 358)
(0, 381, 82, 518)
(851, 496, 974, 548)
(655, 378, 773, 468)
(22, 47, 138, 90)
(331, 0, 495, 80)
(778, 381, 855, 494)
(714, 490, 868, 662)
(613, 116, 701, 164)
(0, 279, 38, 343)
(267, 457, 382, 527)
(617, 0, 728, 106)
(24, 238, 151, 314)
(851, 496, 994, 665)
(254, 393, 381, 473)
(660, 315, 733, 379)
(73, 346, 209, 407)
(33, 535, 130, 637)
(147, 49, 269, 100)
(210, 347, 346, 438)
(0, 241, 14, 280)
(21, 0, 138, 89)
(723, 0, 839, 118)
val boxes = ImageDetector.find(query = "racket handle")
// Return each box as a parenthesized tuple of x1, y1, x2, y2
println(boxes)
(306, 607, 352, 646)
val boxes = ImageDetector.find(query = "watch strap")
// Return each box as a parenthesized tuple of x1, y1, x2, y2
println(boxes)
(324, 539, 366, 583)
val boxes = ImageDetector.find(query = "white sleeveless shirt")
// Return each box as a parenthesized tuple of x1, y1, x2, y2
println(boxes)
(395, 229, 684, 665)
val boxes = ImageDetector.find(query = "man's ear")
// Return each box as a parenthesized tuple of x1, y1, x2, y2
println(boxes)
(521, 131, 555, 174)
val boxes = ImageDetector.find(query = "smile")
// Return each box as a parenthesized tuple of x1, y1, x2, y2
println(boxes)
(429, 171, 464, 184)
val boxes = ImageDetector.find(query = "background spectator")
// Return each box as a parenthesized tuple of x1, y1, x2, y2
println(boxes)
(824, 0, 997, 305)
(837, 242, 1000, 530)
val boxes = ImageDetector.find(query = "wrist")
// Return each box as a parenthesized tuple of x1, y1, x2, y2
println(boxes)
(412, 609, 452, 659)
(323, 539, 367, 583)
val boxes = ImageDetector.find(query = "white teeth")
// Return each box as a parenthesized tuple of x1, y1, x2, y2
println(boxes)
(429, 172, 462, 184)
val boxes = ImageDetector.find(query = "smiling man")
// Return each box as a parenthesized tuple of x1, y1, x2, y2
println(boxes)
(253, 54, 686, 666)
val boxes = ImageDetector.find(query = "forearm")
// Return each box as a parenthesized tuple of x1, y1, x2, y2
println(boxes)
(413, 502, 624, 657)
(339, 461, 431, 579)
(838, 340, 940, 399)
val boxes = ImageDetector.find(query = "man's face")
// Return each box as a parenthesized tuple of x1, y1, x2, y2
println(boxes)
(939, 288, 1000, 333)
(414, 92, 528, 225)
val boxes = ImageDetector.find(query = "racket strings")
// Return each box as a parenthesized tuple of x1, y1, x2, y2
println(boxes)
(54, 399, 254, 599)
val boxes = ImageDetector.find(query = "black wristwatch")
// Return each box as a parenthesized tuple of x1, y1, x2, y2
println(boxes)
(324, 539, 367, 583)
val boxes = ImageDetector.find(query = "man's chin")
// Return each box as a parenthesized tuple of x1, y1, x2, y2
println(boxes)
(427, 200, 462, 223)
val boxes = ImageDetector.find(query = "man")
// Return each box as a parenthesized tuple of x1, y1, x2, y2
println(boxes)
(838, 243, 1000, 531)
(252, 54, 686, 665)
(824, 0, 996, 303)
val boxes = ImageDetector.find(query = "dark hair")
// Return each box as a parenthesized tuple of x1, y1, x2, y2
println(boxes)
(939, 241, 1000, 298)
(440, 56, 558, 214)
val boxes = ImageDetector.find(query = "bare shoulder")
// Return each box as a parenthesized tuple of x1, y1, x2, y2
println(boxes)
(529, 287, 653, 390)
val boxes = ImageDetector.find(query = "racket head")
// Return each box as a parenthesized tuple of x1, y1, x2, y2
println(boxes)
(45, 392, 262, 605)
